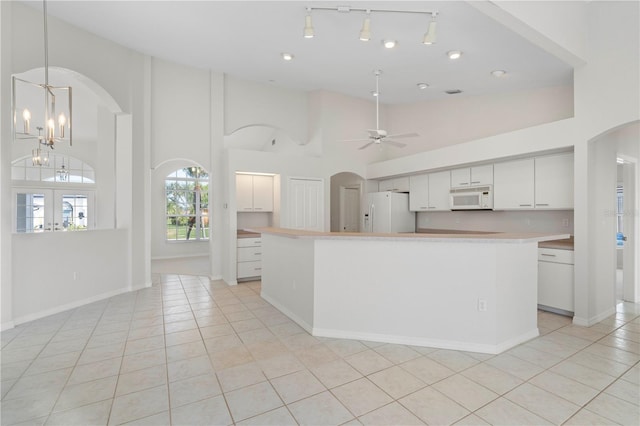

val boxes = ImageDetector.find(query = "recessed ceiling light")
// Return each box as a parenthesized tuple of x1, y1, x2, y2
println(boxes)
(281, 52, 294, 61)
(417, 83, 429, 90)
(447, 50, 462, 60)
(382, 39, 397, 49)
(445, 89, 463, 95)
(491, 70, 507, 77)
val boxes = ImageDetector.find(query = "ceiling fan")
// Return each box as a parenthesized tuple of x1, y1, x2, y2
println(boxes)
(343, 70, 419, 150)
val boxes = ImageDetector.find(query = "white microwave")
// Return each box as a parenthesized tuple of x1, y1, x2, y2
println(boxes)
(450, 185, 493, 210)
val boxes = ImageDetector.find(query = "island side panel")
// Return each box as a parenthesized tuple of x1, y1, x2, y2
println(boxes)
(260, 234, 315, 332)
(494, 242, 539, 351)
(312, 239, 502, 353)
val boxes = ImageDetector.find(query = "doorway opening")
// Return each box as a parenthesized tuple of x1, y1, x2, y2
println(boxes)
(616, 154, 638, 303)
(330, 172, 365, 232)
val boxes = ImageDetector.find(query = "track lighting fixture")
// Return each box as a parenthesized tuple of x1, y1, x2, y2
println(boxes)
(359, 11, 371, 41)
(303, 8, 314, 38)
(303, 6, 438, 45)
(422, 12, 438, 45)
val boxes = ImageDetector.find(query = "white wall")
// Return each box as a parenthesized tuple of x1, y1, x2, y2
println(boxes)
(386, 86, 574, 159)
(150, 58, 211, 169)
(225, 76, 308, 144)
(12, 230, 130, 324)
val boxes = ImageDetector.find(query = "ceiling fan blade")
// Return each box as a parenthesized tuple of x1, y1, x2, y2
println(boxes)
(385, 132, 419, 139)
(341, 137, 371, 142)
(367, 129, 385, 138)
(358, 142, 375, 150)
(384, 140, 407, 148)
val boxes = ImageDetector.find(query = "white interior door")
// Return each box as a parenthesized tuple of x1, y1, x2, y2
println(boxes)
(288, 178, 324, 231)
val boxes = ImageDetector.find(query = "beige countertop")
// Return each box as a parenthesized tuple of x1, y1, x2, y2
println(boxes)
(251, 227, 570, 244)
(538, 236, 574, 250)
(237, 229, 261, 239)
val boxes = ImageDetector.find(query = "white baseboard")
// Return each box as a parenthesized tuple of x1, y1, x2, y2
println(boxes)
(209, 275, 223, 281)
(12, 286, 132, 326)
(573, 306, 617, 327)
(130, 281, 152, 291)
(1, 321, 15, 332)
(312, 327, 539, 354)
(261, 293, 313, 334)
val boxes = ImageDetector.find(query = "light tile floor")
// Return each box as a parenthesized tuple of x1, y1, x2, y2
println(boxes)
(1, 274, 639, 425)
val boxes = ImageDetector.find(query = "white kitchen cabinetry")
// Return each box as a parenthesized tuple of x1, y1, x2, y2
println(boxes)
(450, 165, 493, 188)
(409, 174, 429, 211)
(409, 171, 450, 211)
(538, 248, 574, 314)
(236, 174, 274, 212)
(237, 237, 262, 280)
(379, 177, 410, 192)
(535, 153, 574, 209)
(428, 171, 451, 211)
(493, 158, 535, 209)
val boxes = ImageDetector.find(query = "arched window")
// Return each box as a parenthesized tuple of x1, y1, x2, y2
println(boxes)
(165, 167, 209, 241)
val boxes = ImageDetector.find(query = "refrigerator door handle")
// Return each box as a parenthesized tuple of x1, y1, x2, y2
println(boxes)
(370, 204, 374, 232)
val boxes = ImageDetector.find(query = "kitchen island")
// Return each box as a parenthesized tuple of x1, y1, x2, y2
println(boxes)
(255, 227, 570, 354)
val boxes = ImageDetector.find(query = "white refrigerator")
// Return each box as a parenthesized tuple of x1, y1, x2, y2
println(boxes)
(364, 192, 415, 233)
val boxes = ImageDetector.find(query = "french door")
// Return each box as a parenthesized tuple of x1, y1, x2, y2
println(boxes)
(14, 189, 95, 233)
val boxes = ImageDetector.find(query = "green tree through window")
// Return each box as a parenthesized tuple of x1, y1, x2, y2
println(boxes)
(166, 167, 209, 241)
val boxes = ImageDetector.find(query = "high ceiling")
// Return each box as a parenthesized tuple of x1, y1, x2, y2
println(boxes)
(27, 0, 573, 105)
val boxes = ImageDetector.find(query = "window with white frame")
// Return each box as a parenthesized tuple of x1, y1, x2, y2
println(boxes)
(165, 167, 209, 241)
(12, 154, 96, 233)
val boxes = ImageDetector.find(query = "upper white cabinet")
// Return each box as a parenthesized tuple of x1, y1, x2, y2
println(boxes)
(450, 165, 493, 188)
(409, 171, 450, 211)
(379, 177, 410, 192)
(493, 158, 535, 209)
(534, 153, 574, 209)
(236, 174, 274, 212)
(428, 171, 451, 211)
(409, 174, 429, 211)
(494, 153, 574, 210)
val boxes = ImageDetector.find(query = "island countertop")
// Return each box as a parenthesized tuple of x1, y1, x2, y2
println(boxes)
(251, 227, 570, 244)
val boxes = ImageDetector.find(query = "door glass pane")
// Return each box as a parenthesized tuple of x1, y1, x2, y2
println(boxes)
(60, 194, 88, 231)
(16, 193, 45, 233)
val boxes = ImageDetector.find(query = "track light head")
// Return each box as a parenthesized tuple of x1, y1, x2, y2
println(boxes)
(359, 11, 371, 41)
(422, 12, 438, 45)
(303, 9, 314, 38)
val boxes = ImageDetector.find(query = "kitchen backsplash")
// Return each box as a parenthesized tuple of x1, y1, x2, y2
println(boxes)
(237, 212, 272, 229)
(417, 210, 574, 235)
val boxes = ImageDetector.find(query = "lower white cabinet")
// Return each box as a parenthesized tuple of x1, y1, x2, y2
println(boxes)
(538, 248, 574, 314)
(237, 237, 262, 280)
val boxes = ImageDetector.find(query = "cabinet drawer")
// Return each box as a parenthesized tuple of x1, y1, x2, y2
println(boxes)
(538, 248, 574, 264)
(238, 246, 262, 262)
(237, 260, 261, 278)
(237, 237, 261, 248)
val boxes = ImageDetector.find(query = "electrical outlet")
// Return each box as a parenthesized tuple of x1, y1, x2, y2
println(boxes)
(478, 298, 487, 312)
(73, 272, 78, 281)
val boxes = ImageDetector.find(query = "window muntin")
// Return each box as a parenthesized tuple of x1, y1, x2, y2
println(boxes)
(165, 167, 209, 241)
(11, 154, 95, 183)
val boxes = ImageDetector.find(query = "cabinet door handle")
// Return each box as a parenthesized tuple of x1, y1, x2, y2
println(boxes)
(420, 206, 428, 210)
(428, 206, 436, 209)
(254, 252, 261, 255)
(459, 182, 468, 186)
(519, 204, 532, 207)
(536, 203, 549, 206)
(541, 253, 556, 257)
(254, 208, 263, 210)
(470, 181, 481, 184)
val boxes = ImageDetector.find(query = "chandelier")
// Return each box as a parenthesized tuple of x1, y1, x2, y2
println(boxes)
(12, 0, 72, 166)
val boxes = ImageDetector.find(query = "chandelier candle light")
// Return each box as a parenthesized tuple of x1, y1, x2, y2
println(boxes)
(12, 0, 72, 166)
